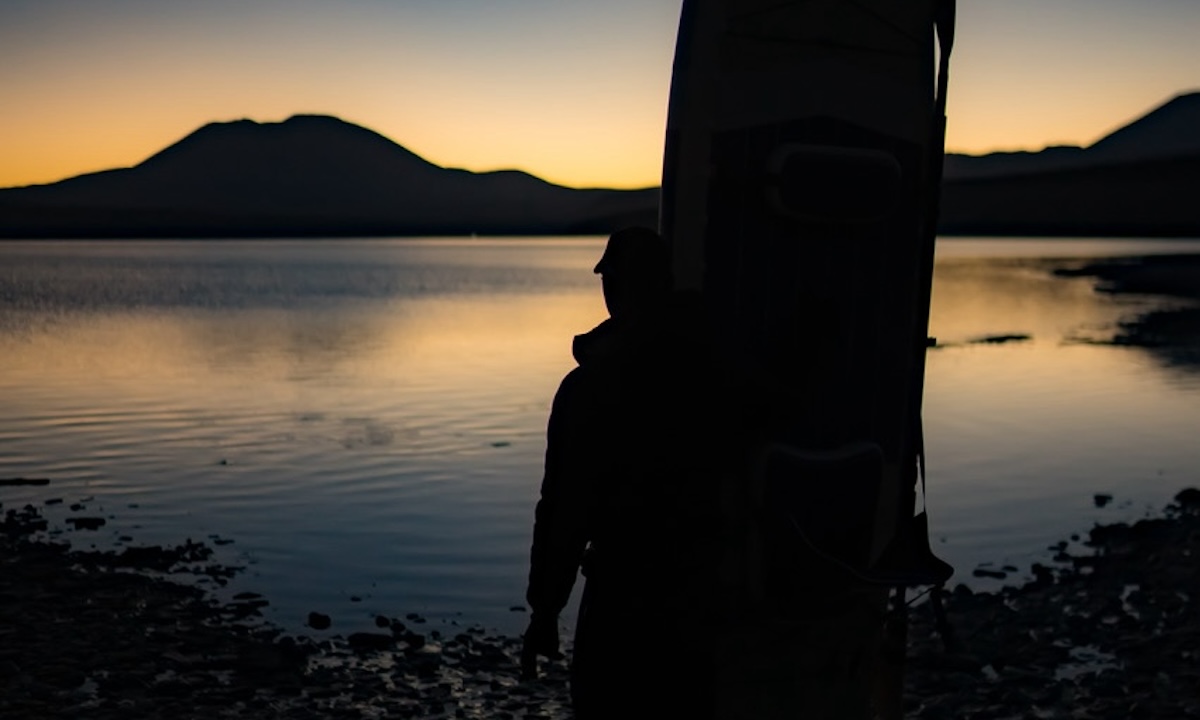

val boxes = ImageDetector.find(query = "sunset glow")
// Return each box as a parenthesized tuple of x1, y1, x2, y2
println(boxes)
(1, 0, 1198, 190)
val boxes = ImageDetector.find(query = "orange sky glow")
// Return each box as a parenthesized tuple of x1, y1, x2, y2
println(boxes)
(1, 0, 1197, 190)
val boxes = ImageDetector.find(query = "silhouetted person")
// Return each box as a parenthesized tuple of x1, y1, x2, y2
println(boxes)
(521, 227, 725, 719)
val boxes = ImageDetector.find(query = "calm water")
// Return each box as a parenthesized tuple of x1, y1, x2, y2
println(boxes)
(2, 236, 1199, 637)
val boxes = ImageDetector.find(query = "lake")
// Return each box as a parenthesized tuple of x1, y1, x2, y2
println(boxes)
(2, 236, 1199, 638)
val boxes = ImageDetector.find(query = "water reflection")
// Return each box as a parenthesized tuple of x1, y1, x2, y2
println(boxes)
(923, 249, 1200, 594)
(0, 237, 1198, 635)
(929, 258, 1161, 347)
(1, 240, 612, 634)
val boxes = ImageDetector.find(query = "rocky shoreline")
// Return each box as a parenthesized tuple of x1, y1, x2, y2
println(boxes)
(905, 488, 1200, 719)
(902, 251, 1200, 718)
(1, 500, 575, 719)
(4, 487, 1198, 719)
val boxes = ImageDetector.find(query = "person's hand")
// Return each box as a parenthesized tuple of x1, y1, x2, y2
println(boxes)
(520, 613, 561, 680)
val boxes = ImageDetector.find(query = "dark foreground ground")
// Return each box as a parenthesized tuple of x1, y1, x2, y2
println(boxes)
(905, 489, 1200, 719)
(3, 252, 1199, 719)
(3, 489, 1198, 719)
(0, 501, 574, 720)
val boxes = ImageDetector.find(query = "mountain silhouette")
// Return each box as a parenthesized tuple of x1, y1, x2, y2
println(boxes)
(0, 115, 657, 238)
(939, 91, 1200, 237)
(1, 92, 1197, 239)
(1087, 92, 1200, 160)
(943, 91, 1200, 181)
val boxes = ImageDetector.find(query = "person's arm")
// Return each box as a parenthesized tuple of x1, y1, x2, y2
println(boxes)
(526, 368, 594, 619)
(522, 369, 599, 680)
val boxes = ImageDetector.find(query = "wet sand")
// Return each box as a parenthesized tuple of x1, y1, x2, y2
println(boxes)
(3, 251, 1199, 718)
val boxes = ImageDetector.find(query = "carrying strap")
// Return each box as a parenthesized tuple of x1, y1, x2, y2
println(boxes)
(915, 0, 955, 514)
(936, 0, 956, 115)
(924, 0, 958, 653)
(916, 415, 958, 651)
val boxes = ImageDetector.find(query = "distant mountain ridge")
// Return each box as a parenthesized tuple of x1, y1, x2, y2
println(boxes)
(0, 114, 658, 238)
(943, 91, 1200, 181)
(938, 91, 1200, 237)
(1, 91, 1198, 238)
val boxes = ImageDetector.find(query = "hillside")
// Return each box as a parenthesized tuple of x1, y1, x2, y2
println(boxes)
(943, 91, 1200, 181)
(939, 154, 1200, 237)
(1, 91, 1197, 239)
(0, 115, 657, 239)
(937, 91, 1200, 236)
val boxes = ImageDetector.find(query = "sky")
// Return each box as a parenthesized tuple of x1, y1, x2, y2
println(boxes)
(2, 0, 1199, 190)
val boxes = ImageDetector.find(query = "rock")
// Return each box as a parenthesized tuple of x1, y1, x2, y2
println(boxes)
(226, 599, 269, 619)
(65, 517, 106, 530)
(0, 477, 50, 486)
(1175, 487, 1200, 509)
(347, 632, 394, 652)
(969, 333, 1032, 345)
(307, 612, 332, 630)
(1030, 563, 1054, 583)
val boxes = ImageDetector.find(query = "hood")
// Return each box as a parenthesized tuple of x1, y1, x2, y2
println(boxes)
(571, 317, 632, 368)
(570, 294, 707, 370)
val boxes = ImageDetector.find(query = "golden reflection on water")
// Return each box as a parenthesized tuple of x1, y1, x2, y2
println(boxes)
(1, 293, 607, 411)
(0, 266, 612, 634)
(928, 257, 1159, 347)
(2, 238, 1199, 631)
(918, 254, 1200, 590)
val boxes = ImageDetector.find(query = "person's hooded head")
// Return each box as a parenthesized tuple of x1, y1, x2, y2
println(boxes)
(594, 227, 672, 320)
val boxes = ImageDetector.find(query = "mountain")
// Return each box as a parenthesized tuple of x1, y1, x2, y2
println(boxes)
(0, 115, 658, 238)
(3, 92, 1198, 239)
(943, 91, 1200, 181)
(938, 153, 1200, 237)
(939, 91, 1200, 237)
